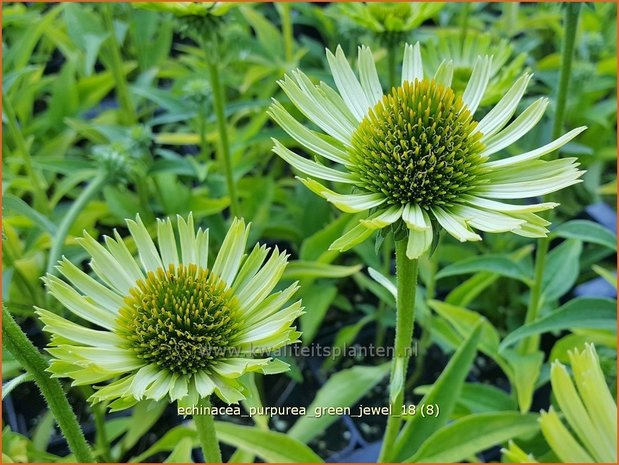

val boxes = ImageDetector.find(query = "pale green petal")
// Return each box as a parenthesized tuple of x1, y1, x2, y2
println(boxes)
(272, 140, 356, 184)
(157, 217, 179, 268)
(462, 55, 492, 115)
(481, 98, 548, 155)
(299, 177, 385, 213)
(194, 371, 216, 397)
(232, 243, 270, 291)
(485, 126, 587, 168)
(244, 282, 300, 326)
(550, 361, 615, 462)
(91, 375, 135, 402)
(360, 205, 404, 229)
(402, 203, 429, 231)
(281, 71, 355, 143)
(326, 45, 370, 120)
(177, 213, 197, 265)
(211, 217, 249, 286)
(329, 223, 375, 252)
(569, 344, 617, 448)
(130, 364, 160, 400)
(432, 207, 482, 242)
(195, 227, 209, 270)
(268, 101, 349, 164)
(105, 231, 144, 284)
(358, 45, 384, 106)
(76, 232, 134, 295)
(462, 196, 559, 214)
(144, 371, 175, 401)
(406, 223, 433, 259)
(238, 300, 303, 343)
(56, 257, 123, 313)
(126, 215, 163, 273)
(402, 42, 423, 85)
(61, 346, 143, 371)
(540, 408, 594, 463)
(211, 358, 271, 378)
(37, 308, 121, 347)
(44, 275, 117, 330)
(475, 73, 532, 138)
(434, 59, 453, 87)
(456, 205, 525, 233)
(235, 247, 289, 313)
(169, 376, 189, 401)
(211, 374, 245, 404)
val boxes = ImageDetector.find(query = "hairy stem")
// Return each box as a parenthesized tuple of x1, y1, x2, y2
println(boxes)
(194, 397, 222, 463)
(2, 306, 95, 462)
(378, 239, 418, 461)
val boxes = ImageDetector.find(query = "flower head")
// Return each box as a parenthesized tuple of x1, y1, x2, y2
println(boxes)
(269, 44, 585, 259)
(38, 215, 301, 410)
(423, 31, 528, 105)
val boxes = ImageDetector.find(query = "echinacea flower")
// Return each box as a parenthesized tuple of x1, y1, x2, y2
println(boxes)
(269, 44, 585, 259)
(37, 215, 302, 410)
(422, 31, 527, 105)
(539, 344, 617, 463)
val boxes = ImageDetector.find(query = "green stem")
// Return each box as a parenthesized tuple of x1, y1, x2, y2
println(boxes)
(519, 2, 581, 355)
(93, 402, 111, 461)
(205, 46, 240, 217)
(2, 306, 95, 462)
(375, 234, 394, 348)
(46, 171, 108, 277)
(102, 4, 137, 125)
(198, 110, 209, 162)
(2, 93, 48, 213)
(194, 397, 222, 463)
(378, 240, 418, 462)
(279, 2, 294, 63)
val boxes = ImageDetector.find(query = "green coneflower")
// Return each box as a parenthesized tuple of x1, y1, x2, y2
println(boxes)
(38, 215, 301, 411)
(422, 31, 528, 105)
(269, 43, 585, 259)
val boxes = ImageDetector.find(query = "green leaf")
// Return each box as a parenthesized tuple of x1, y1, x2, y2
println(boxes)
(163, 437, 194, 463)
(500, 297, 617, 350)
(300, 284, 337, 344)
(503, 349, 544, 412)
(436, 256, 532, 284)
(428, 300, 500, 358)
(3, 194, 57, 234)
(542, 239, 583, 301)
(282, 261, 362, 280)
(129, 426, 196, 463)
(288, 363, 390, 443)
(215, 422, 323, 463)
(414, 383, 517, 415)
(553, 220, 616, 251)
(119, 400, 167, 454)
(322, 315, 374, 371)
(406, 412, 539, 462)
(393, 323, 482, 461)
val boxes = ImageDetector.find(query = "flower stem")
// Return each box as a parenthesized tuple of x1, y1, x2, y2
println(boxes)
(102, 4, 137, 126)
(519, 2, 581, 355)
(205, 47, 240, 217)
(194, 397, 222, 463)
(2, 306, 95, 463)
(46, 171, 108, 277)
(2, 93, 49, 214)
(387, 41, 398, 90)
(378, 239, 418, 462)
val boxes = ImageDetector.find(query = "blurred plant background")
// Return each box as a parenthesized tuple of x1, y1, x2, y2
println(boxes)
(2, 2, 616, 463)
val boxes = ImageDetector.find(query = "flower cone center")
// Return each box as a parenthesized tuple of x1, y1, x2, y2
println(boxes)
(349, 79, 486, 208)
(117, 264, 240, 375)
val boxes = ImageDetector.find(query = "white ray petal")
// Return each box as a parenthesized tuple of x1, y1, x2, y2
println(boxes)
(402, 42, 423, 85)
(358, 45, 384, 107)
(326, 45, 371, 120)
(462, 55, 493, 115)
